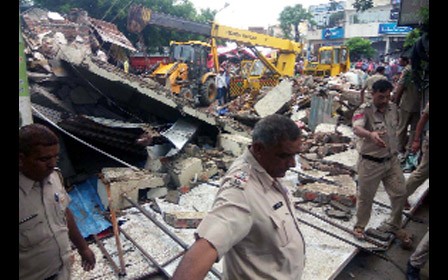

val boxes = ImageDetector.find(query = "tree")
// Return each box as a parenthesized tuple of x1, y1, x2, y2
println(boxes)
(328, 11, 344, 27)
(352, 0, 374, 12)
(403, 6, 429, 50)
(345, 37, 375, 61)
(278, 4, 315, 42)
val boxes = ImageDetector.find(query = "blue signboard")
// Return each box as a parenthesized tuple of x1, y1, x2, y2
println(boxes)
(378, 23, 412, 34)
(322, 27, 344, 40)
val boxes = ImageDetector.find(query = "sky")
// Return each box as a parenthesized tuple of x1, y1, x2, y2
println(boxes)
(188, 0, 331, 29)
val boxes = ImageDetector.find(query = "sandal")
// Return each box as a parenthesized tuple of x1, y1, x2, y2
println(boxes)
(353, 226, 366, 240)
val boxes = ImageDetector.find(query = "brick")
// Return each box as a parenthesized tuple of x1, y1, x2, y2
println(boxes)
(178, 185, 190, 194)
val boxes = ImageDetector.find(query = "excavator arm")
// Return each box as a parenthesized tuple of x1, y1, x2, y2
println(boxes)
(127, 4, 211, 36)
(127, 4, 302, 77)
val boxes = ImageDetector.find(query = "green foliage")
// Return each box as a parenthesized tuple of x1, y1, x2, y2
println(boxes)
(403, 29, 421, 50)
(345, 37, 375, 61)
(352, 0, 373, 12)
(403, 6, 429, 52)
(278, 4, 314, 42)
(328, 11, 344, 27)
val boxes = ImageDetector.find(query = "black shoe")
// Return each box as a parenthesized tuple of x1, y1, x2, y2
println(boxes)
(406, 261, 420, 280)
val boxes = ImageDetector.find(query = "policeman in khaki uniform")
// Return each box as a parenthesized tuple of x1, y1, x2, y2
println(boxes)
(172, 114, 305, 280)
(393, 56, 421, 156)
(405, 101, 429, 205)
(351, 80, 412, 248)
(19, 124, 95, 280)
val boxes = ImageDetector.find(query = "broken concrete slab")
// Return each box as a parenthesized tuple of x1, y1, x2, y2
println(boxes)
(217, 133, 251, 157)
(254, 79, 293, 117)
(168, 157, 203, 188)
(97, 167, 168, 210)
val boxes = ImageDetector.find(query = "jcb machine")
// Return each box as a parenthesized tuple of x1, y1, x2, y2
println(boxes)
(303, 45, 350, 77)
(150, 40, 218, 106)
(127, 4, 302, 106)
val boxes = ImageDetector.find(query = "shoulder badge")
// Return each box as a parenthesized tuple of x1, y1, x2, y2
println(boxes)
(221, 170, 250, 191)
(53, 167, 68, 190)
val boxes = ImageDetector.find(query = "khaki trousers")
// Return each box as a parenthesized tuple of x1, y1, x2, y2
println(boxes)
(397, 109, 420, 153)
(410, 230, 429, 268)
(355, 155, 407, 230)
(406, 139, 429, 197)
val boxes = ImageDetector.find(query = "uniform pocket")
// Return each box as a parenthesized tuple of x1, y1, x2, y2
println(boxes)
(19, 216, 50, 251)
(270, 214, 290, 247)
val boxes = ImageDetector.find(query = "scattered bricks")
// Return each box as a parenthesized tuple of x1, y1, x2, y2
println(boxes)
(314, 193, 331, 205)
(169, 157, 203, 188)
(329, 200, 352, 213)
(165, 190, 180, 204)
(365, 228, 393, 242)
(325, 209, 351, 221)
(217, 133, 251, 157)
(317, 145, 330, 158)
(163, 211, 207, 229)
(341, 195, 357, 207)
(178, 185, 190, 194)
(330, 194, 356, 207)
(302, 191, 318, 201)
(325, 143, 348, 155)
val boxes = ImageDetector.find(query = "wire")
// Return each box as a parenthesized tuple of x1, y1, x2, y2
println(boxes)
(32, 106, 140, 171)
(100, 0, 122, 21)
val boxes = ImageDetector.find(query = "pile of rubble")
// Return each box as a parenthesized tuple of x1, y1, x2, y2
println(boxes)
(21, 7, 395, 280)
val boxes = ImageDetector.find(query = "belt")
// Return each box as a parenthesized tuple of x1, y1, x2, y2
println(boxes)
(361, 154, 392, 163)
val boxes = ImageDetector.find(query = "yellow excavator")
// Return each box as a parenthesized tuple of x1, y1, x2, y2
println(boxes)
(127, 4, 302, 106)
(303, 45, 350, 77)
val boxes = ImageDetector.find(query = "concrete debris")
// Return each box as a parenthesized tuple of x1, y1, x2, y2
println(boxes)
(163, 211, 207, 229)
(325, 209, 352, 221)
(98, 167, 168, 209)
(217, 133, 251, 157)
(254, 79, 293, 117)
(167, 157, 203, 188)
(20, 7, 430, 280)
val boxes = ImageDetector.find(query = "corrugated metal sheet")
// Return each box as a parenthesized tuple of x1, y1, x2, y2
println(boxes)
(89, 17, 136, 52)
(308, 94, 335, 132)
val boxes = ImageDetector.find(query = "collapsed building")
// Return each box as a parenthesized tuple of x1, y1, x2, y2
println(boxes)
(19, 7, 428, 280)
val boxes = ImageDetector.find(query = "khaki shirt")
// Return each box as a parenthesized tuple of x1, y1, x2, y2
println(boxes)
(397, 65, 420, 112)
(363, 73, 387, 103)
(352, 102, 399, 157)
(196, 148, 305, 280)
(19, 171, 71, 280)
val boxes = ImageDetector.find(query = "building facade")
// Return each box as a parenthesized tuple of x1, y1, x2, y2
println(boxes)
(304, 0, 412, 62)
